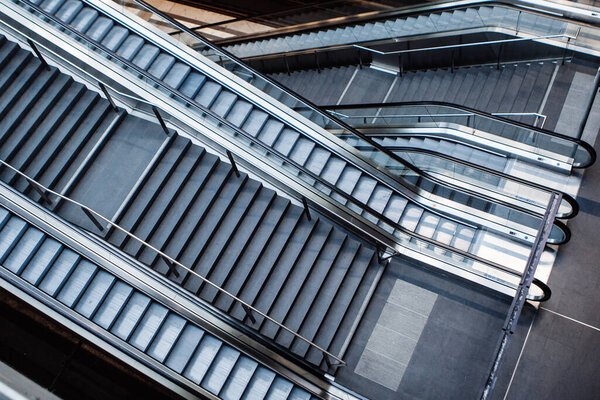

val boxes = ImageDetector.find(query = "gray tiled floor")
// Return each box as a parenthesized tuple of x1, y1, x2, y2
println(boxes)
(335, 257, 515, 399)
(354, 280, 436, 391)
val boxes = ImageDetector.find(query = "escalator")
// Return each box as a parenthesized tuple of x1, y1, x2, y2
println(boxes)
(318, 101, 595, 219)
(0, 0, 563, 302)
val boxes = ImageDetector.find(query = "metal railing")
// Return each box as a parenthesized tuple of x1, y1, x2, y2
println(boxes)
(0, 156, 347, 367)
(10, 0, 554, 301)
(479, 191, 562, 399)
(353, 32, 577, 56)
(214, 0, 600, 45)
(323, 101, 596, 169)
(328, 109, 548, 129)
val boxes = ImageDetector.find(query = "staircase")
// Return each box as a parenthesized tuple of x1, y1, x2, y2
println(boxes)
(0, 34, 384, 370)
(273, 62, 555, 124)
(0, 203, 319, 399)
(221, 5, 567, 58)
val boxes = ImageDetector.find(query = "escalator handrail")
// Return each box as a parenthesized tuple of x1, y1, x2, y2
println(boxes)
(7, 2, 552, 302)
(324, 100, 597, 169)
(86, 0, 569, 242)
(352, 142, 578, 219)
(214, 0, 600, 45)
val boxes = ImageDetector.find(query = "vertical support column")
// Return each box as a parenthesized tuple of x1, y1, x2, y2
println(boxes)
(152, 106, 170, 136)
(479, 193, 561, 400)
(99, 82, 119, 113)
(226, 150, 241, 178)
(27, 39, 50, 71)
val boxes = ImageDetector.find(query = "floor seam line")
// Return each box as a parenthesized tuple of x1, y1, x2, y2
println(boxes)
(540, 307, 600, 332)
(502, 310, 536, 400)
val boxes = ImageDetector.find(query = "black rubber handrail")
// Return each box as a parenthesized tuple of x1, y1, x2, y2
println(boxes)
(323, 100, 597, 169)
(14, 0, 552, 301)
(348, 142, 578, 219)
(96, 0, 571, 245)
(215, 0, 600, 45)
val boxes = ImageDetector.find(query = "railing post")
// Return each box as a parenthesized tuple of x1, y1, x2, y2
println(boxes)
(242, 304, 257, 324)
(152, 106, 170, 136)
(226, 150, 241, 178)
(26, 39, 50, 71)
(161, 255, 180, 278)
(399, 54, 403, 77)
(497, 43, 503, 70)
(98, 82, 119, 113)
(562, 37, 571, 65)
(301, 197, 311, 221)
(81, 207, 105, 232)
(479, 193, 561, 400)
(358, 49, 363, 69)
(284, 54, 291, 76)
(28, 182, 52, 205)
(315, 51, 321, 73)
(451, 49, 455, 73)
(377, 248, 397, 264)
(323, 354, 333, 369)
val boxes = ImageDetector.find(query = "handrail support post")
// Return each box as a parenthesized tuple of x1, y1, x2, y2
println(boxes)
(226, 150, 241, 178)
(161, 256, 180, 278)
(377, 248, 397, 264)
(26, 39, 50, 71)
(497, 43, 503, 70)
(242, 304, 257, 324)
(576, 66, 600, 140)
(399, 54, 403, 77)
(99, 82, 119, 113)
(302, 197, 311, 221)
(81, 207, 105, 232)
(284, 54, 291, 76)
(152, 106, 171, 136)
(28, 181, 52, 205)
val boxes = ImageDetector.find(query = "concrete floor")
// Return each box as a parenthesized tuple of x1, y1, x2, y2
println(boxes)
(335, 256, 519, 400)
